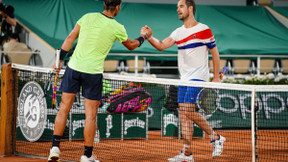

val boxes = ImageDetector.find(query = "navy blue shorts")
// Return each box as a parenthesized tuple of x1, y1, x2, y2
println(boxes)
(177, 79, 204, 104)
(60, 66, 103, 100)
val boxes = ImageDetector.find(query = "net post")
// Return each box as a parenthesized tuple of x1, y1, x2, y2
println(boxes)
(69, 112, 72, 142)
(135, 55, 138, 76)
(178, 109, 181, 140)
(256, 56, 260, 76)
(0, 63, 18, 156)
(161, 108, 163, 139)
(146, 109, 148, 140)
(121, 113, 124, 140)
(251, 87, 257, 162)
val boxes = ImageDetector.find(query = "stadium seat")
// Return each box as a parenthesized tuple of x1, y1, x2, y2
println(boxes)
(232, 59, 251, 74)
(281, 59, 288, 74)
(104, 60, 119, 72)
(260, 59, 275, 74)
(209, 59, 227, 73)
(127, 59, 150, 73)
(4, 43, 33, 65)
(259, 0, 271, 5)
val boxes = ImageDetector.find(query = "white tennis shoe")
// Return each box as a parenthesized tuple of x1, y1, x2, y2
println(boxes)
(48, 146, 60, 162)
(168, 151, 194, 162)
(211, 135, 226, 157)
(80, 155, 100, 162)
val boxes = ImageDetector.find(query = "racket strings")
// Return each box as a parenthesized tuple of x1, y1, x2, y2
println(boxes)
(198, 89, 218, 114)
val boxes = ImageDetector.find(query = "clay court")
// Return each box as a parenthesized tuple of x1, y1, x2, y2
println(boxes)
(4, 130, 286, 162)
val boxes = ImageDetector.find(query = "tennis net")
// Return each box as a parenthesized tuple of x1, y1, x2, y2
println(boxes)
(1, 63, 287, 161)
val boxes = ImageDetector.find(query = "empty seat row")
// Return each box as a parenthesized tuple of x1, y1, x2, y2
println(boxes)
(104, 60, 150, 73)
(209, 59, 288, 74)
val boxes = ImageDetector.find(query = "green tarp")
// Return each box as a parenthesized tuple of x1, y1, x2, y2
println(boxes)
(272, 7, 288, 18)
(3, 0, 288, 60)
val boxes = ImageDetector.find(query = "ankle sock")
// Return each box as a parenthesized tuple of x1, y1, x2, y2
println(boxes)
(52, 135, 62, 148)
(84, 146, 93, 158)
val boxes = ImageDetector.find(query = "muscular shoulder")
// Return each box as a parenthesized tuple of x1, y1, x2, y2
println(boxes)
(81, 12, 99, 19)
(197, 23, 211, 30)
(111, 20, 126, 34)
(77, 12, 99, 25)
(173, 25, 185, 33)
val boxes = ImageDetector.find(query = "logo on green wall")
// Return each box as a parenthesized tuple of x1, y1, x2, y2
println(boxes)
(18, 81, 47, 142)
(124, 117, 145, 135)
(163, 114, 178, 135)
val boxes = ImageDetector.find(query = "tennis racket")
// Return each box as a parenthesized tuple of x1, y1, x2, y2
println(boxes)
(196, 66, 228, 115)
(52, 49, 60, 109)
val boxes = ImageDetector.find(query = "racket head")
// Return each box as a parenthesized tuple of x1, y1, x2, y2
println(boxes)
(196, 88, 218, 115)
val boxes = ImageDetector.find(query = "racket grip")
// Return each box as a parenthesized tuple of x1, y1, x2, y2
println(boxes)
(220, 66, 228, 80)
(55, 49, 60, 69)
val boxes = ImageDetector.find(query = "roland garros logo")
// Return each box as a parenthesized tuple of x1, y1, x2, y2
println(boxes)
(18, 81, 47, 142)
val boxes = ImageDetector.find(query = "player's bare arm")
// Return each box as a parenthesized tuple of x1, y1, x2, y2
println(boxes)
(122, 36, 145, 51)
(210, 47, 221, 82)
(143, 26, 175, 51)
(61, 23, 80, 51)
(148, 36, 175, 51)
(53, 23, 79, 70)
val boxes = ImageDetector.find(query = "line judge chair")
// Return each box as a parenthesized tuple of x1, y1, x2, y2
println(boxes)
(2, 43, 42, 66)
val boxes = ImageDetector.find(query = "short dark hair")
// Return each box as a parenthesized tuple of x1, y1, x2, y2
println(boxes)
(104, 0, 121, 11)
(185, 0, 196, 15)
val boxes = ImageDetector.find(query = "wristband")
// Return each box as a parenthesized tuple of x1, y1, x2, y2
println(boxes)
(136, 36, 145, 47)
(60, 48, 68, 60)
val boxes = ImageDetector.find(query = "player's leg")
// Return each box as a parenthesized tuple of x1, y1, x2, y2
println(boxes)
(49, 66, 80, 162)
(84, 99, 99, 146)
(184, 103, 214, 136)
(179, 102, 194, 155)
(80, 98, 100, 162)
(49, 92, 76, 162)
(184, 86, 217, 139)
(53, 92, 77, 135)
(168, 86, 194, 162)
(185, 86, 225, 157)
(80, 73, 102, 162)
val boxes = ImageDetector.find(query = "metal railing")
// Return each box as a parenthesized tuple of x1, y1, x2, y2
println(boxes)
(107, 53, 288, 76)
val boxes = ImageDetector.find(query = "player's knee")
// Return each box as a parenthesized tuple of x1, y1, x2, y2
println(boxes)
(59, 101, 72, 113)
(85, 116, 96, 125)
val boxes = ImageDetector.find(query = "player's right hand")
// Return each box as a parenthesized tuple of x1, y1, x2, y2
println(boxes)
(52, 60, 63, 72)
(141, 25, 152, 39)
(144, 25, 152, 38)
